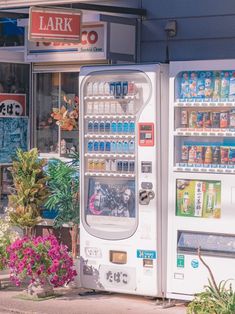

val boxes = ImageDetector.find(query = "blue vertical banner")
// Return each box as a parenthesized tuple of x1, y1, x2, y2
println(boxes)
(0, 117, 29, 164)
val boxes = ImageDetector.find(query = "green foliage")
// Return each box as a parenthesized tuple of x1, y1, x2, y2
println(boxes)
(187, 249, 235, 314)
(45, 159, 79, 228)
(8, 148, 50, 229)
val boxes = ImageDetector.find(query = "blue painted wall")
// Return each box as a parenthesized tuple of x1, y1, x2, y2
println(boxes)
(139, 0, 235, 62)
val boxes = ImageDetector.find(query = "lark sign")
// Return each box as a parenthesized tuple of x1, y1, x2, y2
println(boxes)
(0, 94, 26, 117)
(29, 6, 82, 43)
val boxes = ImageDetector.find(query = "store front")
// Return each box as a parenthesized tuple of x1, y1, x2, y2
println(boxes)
(0, 10, 136, 211)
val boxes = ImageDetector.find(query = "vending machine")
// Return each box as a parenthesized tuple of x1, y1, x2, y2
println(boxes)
(167, 60, 235, 300)
(79, 64, 169, 297)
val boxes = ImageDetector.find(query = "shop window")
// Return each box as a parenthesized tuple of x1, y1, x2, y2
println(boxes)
(34, 72, 79, 157)
(0, 18, 24, 47)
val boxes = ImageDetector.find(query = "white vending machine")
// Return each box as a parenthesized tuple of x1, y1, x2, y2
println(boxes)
(79, 64, 168, 297)
(167, 60, 235, 300)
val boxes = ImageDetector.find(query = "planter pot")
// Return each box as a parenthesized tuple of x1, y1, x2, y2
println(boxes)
(25, 279, 54, 298)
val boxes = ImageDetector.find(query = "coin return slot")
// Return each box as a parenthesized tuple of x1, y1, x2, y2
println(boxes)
(143, 259, 153, 268)
(110, 250, 127, 264)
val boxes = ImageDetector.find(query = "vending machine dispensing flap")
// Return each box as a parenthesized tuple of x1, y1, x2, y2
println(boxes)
(177, 230, 235, 258)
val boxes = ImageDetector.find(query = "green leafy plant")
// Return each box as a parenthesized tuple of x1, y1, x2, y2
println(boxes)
(8, 148, 50, 233)
(45, 158, 79, 258)
(187, 249, 235, 314)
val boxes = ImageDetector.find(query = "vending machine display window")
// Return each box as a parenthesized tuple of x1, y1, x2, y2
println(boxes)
(177, 230, 235, 258)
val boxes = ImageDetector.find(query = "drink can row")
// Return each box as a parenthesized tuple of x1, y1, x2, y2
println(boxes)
(87, 159, 135, 172)
(181, 145, 235, 164)
(86, 101, 135, 115)
(87, 140, 135, 153)
(87, 120, 135, 133)
(183, 110, 234, 129)
(86, 81, 136, 98)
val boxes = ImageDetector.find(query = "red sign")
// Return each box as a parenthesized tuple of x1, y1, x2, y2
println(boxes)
(0, 94, 26, 117)
(29, 6, 82, 43)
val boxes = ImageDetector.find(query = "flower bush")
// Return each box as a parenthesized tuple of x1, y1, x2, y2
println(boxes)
(7, 235, 77, 287)
(0, 214, 19, 271)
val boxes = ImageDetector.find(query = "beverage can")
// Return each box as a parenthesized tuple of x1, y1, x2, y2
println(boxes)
(105, 141, 111, 152)
(189, 71, 198, 99)
(94, 159, 100, 171)
(87, 140, 93, 152)
(98, 102, 104, 114)
(93, 140, 99, 152)
(204, 71, 214, 100)
(195, 146, 203, 163)
(129, 161, 135, 172)
(181, 110, 188, 126)
(211, 112, 220, 128)
(196, 112, 204, 128)
(180, 72, 190, 99)
(86, 82, 93, 96)
(204, 146, 212, 164)
(99, 120, 105, 132)
(212, 146, 220, 164)
(220, 112, 229, 128)
(111, 141, 117, 153)
(100, 159, 106, 171)
(117, 160, 123, 172)
(104, 102, 110, 114)
(229, 109, 235, 128)
(105, 120, 111, 133)
(111, 120, 117, 133)
(181, 145, 189, 162)
(123, 161, 129, 172)
(110, 102, 116, 114)
(221, 147, 229, 164)
(88, 159, 94, 171)
(105, 159, 111, 171)
(128, 140, 135, 153)
(229, 147, 235, 164)
(117, 141, 123, 153)
(88, 120, 93, 132)
(109, 82, 116, 96)
(115, 82, 122, 98)
(117, 120, 123, 133)
(99, 141, 105, 152)
(123, 140, 129, 153)
(203, 112, 212, 128)
(128, 82, 136, 95)
(104, 82, 110, 95)
(98, 81, 104, 95)
(129, 120, 135, 133)
(86, 102, 93, 114)
(189, 111, 197, 128)
(92, 82, 99, 95)
(122, 81, 128, 97)
(93, 120, 99, 132)
(110, 160, 116, 172)
(123, 120, 129, 133)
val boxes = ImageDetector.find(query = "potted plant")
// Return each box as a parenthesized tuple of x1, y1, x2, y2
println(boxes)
(8, 148, 50, 236)
(0, 213, 19, 288)
(187, 249, 235, 314)
(7, 235, 77, 298)
(45, 155, 79, 259)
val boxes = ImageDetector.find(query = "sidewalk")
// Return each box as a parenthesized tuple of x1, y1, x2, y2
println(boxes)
(0, 272, 187, 314)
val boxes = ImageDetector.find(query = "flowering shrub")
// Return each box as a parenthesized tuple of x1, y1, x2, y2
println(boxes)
(7, 235, 77, 287)
(0, 214, 19, 270)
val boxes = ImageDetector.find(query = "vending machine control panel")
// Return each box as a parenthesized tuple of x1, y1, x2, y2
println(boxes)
(138, 123, 154, 146)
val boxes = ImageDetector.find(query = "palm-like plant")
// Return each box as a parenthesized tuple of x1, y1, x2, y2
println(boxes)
(8, 148, 50, 235)
(45, 158, 79, 258)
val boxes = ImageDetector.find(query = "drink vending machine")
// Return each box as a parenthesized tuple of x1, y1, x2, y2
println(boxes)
(79, 64, 169, 296)
(167, 59, 235, 300)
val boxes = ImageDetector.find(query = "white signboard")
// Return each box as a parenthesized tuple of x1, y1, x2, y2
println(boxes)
(26, 23, 107, 62)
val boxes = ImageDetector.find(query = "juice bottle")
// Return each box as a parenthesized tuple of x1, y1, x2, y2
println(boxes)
(204, 146, 212, 164)
(182, 192, 189, 213)
(220, 71, 230, 100)
(205, 183, 216, 215)
(181, 110, 188, 127)
(189, 71, 198, 99)
(196, 71, 206, 99)
(204, 71, 214, 100)
(229, 71, 235, 101)
(180, 72, 190, 100)
(213, 71, 221, 100)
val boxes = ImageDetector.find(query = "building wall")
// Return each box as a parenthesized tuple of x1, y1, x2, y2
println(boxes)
(139, 0, 235, 62)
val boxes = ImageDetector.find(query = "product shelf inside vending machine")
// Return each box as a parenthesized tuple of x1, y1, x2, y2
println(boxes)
(174, 101, 235, 107)
(84, 95, 136, 101)
(85, 134, 135, 139)
(84, 115, 135, 119)
(174, 165, 235, 173)
(174, 129, 235, 137)
(84, 172, 135, 178)
(85, 153, 135, 158)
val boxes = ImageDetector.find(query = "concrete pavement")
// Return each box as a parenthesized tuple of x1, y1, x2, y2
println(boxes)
(0, 272, 188, 314)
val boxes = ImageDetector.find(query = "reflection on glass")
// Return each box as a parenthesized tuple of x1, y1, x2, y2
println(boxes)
(35, 73, 59, 153)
